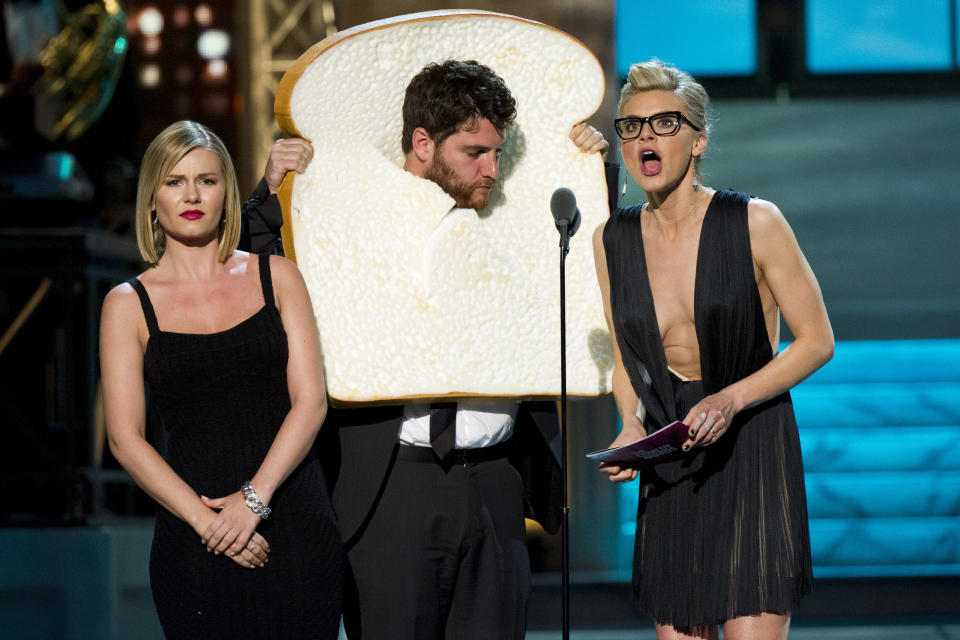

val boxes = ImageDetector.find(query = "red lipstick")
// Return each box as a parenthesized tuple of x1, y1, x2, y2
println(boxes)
(180, 210, 204, 220)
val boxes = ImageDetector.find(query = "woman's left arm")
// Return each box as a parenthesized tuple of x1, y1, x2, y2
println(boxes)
(684, 199, 834, 448)
(200, 255, 328, 554)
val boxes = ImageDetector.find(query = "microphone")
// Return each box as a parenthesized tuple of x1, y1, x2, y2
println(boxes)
(549, 187, 579, 636)
(550, 187, 581, 241)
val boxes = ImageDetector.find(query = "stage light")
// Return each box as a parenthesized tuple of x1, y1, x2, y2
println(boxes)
(140, 64, 161, 87)
(195, 5, 212, 26)
(172, 6, 190, 27)
(205, 59, 227, 80)
(138, 7, 163, 37)
(113, 37, 128, 55)
(197, 29, 230, 59)
(142, 36, 161, 55)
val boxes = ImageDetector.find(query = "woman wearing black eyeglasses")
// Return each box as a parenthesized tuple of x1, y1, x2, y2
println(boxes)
(592, 59, 834, 640)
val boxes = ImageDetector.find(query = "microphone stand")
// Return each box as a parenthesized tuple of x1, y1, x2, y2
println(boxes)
(550, 186, 579, 639)
(557, 222, 571, 640)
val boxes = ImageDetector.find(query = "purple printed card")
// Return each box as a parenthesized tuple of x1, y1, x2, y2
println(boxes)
(585, 420, 689, 464)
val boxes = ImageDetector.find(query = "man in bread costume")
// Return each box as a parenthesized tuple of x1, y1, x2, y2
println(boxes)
(241, 60, 609, 639)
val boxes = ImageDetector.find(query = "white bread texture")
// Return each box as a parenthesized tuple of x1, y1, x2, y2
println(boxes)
(275, 10, 613, 403)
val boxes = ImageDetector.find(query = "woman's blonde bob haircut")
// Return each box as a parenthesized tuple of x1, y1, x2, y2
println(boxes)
(618, 58, 711, 183)
(135, 120, 241, 264)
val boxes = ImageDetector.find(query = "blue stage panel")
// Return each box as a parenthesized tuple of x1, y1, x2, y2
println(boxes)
(806, 0, 953, 73)
(0, 525, 161, 639)
(791, 382, 960, 428)
(801, 339, 960, 384)
(809, 517, 960, 567)
(813, 563, 960, 578)
(1, 529, 116, 639)
(614, 0, 756, 77)
(804, 471, 960, 518)
(800, 426, 960, 472)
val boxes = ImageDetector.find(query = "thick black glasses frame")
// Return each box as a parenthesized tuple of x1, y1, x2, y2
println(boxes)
(614, 111, 702, 140)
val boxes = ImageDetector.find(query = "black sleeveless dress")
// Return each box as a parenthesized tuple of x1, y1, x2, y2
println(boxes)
(603, 190, 813, 626)
(129, 253, 344, 639)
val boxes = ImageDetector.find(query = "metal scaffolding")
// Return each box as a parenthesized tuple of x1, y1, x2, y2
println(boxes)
(239, 0, 336, 190)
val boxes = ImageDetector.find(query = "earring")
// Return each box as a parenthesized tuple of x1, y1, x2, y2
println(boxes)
(619, 174, 627, 197)
(151, 211, 158, 226)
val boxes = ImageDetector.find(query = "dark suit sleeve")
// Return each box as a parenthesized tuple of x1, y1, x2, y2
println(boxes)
(605, 162, 620, 214)
(239, 178, 285, 255)
(509, 401, 563, 535)
(316, 405, 405, 546)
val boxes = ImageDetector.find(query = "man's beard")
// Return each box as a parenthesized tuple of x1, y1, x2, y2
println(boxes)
(424, 153, 495, 210)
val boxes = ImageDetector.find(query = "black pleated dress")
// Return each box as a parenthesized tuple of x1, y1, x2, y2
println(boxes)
(602, 190, 813, 626)
(129, 253, 344, 639)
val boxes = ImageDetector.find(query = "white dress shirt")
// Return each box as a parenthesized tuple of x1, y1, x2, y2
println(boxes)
(399, 400, 518, 449)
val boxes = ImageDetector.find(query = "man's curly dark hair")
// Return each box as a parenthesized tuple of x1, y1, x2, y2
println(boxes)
(401, 60, 517, 154)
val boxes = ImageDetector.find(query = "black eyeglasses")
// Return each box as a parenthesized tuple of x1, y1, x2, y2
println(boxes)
(614, 111, 702, 140)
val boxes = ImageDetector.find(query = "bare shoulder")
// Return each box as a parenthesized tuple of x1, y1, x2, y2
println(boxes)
(268, 254, 305, 285)
(593, 219, 612, 272)
(592, 218, 609, 249)
(268, 255, 310, 310)
(746, 197, 805, 276)
(746, 196, 790, 230)
(101, 281, 145, 337)
(747, 196, 798, 246)
(103, 280, 140, 313)
(747, 198, 790, 236)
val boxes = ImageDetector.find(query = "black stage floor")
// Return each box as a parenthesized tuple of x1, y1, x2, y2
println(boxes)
(525, 576, 960, 638)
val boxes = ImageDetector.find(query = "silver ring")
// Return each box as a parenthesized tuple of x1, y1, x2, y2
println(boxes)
(247, 540, 256, 551)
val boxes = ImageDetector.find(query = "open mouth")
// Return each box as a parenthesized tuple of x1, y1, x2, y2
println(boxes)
(640, 150, 661, 176)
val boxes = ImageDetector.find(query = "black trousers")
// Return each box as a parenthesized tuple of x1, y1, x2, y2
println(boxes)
(343, 447, 530, 639)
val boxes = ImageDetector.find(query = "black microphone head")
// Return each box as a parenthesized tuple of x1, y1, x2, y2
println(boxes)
(550, 187, 577, 225)
(568, 208, 581, 237)
(551, 187, 581, 239)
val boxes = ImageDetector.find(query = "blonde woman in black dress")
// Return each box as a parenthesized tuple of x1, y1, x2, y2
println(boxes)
(593, 60, 834, 639)
(100, 121, 343, 639)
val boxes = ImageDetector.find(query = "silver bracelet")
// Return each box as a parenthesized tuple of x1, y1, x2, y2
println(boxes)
(241, 481, 271, 519)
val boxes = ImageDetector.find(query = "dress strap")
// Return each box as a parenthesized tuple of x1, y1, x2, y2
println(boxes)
(693, 190, 770, 395)
(127, 278, 161, 336)
(258, 253, 276, 308)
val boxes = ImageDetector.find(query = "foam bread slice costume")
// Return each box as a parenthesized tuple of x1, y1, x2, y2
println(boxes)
(274, 10, 613, 404)
(255, 11, 614, 542)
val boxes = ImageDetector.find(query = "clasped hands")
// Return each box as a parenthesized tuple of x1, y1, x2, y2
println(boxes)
(198, 491, 271, 569)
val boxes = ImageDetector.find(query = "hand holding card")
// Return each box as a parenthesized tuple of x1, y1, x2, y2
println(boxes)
(586, 421, 689, 464)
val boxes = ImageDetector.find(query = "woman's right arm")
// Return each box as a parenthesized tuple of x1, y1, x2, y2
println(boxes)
(100, 285, 267, 567)
(593, 222, 644, 483)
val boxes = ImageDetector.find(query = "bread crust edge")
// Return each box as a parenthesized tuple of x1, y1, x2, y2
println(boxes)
(272, 10, 604, 263)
